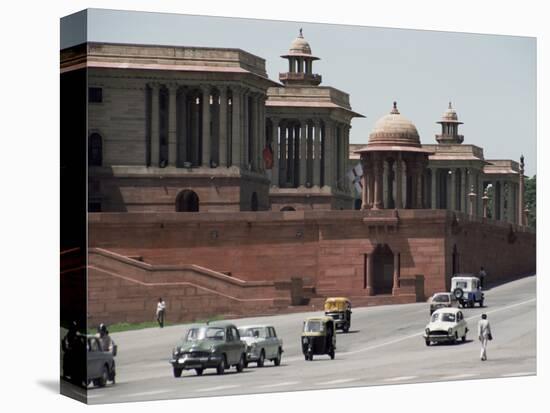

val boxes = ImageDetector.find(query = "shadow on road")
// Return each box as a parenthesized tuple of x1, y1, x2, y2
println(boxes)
(337, 330, 360, 335)
(37, 379, 59, 394)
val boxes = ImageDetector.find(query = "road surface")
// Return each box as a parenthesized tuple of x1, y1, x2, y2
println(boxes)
(68, 275, 536, 404)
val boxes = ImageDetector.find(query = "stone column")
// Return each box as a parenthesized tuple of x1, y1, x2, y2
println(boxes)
(242, 90, 249, 168)
(323, 121, 333, 188)
(201, 85, 211, 167)
(394, 155, 402, 209)
(368, 164, 375, 208)
(450, 168, 457, 211)
(500, 180, 506, 221)
(313, 120, 321, 187)
(251, 93, 259, 171)
(344, 125, 351, 193)
(373, 156, 383, 209)
(231, 86, 241, 167)
(366, 252, 373, 296)
(461, 168, 468, 213)
(416, 164, 423, 208)
(271, 118, 280, 187)
(361, 165, 368, 210)
(260, 95, 267, 172)
(177, 88, 187, 166)
(280, 123, 287, 185)
(491, 180, 498, 219)
(392, 252, 400, 295)
(431, 167, 437, 209)
(300, 121, 308, 186)
(382, 160, 389, 208)
(167, 84, 178, 167)
(150, 83, 160, 167)
(218, 87, 228, 167)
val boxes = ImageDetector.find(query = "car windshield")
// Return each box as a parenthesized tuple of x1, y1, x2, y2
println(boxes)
(433, 294, 450, 303)
(183, 327, 225, 342)
(304, 320, 324, 333)
(238, 327, 266, 338)
(440, 313, 456, 322)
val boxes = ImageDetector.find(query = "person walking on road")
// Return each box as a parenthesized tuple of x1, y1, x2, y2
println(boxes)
(156, 297, 166, 328)
(478, 313, 493, 361)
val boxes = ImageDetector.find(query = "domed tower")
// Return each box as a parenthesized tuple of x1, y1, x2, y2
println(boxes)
(356, 102, 432, 210)
(279, 29, 322, 86)
(436, 102, 464, 144)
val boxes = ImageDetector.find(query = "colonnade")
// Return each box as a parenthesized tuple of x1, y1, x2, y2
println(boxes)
(360, 153, 427, 210)
(147, 82, 266, 171)
(268, 118, 350, 190)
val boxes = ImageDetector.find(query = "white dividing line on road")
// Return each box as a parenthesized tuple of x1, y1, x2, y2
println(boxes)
(500, 372, 535, 378)
(384, 376, 418, 382)
(340, 298, 536, 357)
(443, 373, 479, 380)
(124, 389, 171, 398)
(196, 385, 241, 393)
(315, 378, 357, 386)
(257, 381, 300, 389)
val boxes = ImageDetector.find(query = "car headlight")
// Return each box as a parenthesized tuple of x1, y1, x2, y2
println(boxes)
(210, 346, 217, 353)
(173, 347, 179, 355)
(448, 328, 453, 335)
(425, 328, 430, 335)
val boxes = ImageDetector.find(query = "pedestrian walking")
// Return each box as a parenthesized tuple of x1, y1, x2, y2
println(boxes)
(478, 313, 493, 361)
(156, 297, 166, 328)
(478, 266, 487, 288)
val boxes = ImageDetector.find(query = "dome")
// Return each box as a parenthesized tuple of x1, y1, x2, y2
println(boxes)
(284, 28, 317, 57)
(368, 102, 421, 147)
(438, 101, 462, 124)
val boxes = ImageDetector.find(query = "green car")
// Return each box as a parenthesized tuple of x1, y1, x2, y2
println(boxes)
(170, 322, 247, 377)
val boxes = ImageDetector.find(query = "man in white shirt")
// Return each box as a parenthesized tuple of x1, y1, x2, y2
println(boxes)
(477, 313, 492, 361)
(156, 297, 166, 328)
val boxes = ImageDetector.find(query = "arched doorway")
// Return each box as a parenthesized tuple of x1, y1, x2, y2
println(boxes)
(89, 133, 103, 166)
(372, 244, 394, 295)
(175, 190, 199, 212)
(251, 192, 259, 211)
(280, 206, 296, 211)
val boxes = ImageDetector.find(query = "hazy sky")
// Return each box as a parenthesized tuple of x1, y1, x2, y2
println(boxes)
(62, 9, 537, 176)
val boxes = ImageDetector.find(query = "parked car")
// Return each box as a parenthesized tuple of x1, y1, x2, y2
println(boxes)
(324, 297, 352, 332)
(423, 308, 468, 346)
(170, 322, 247, 377)
(238, 325, 283, 367)
(428, 292, 459, 314)
(451, 274, 484, 308)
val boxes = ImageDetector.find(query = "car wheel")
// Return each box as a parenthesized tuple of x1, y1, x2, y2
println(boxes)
(257, 350, 265, 367)
(195, 368, 203, 376)
(217, 356, 226, 375)
(274, 349, 282, 366)
(304, 355, 309, 361)
(329, 350, 335, 360)
(461, 334, 467, 342)
(236, 354, 245, 373)
(97, 365, 108, 387)
(343, 324, 350, 333)
(173, 367, 183, 378)
(243, 359, 249, 368)
(453, 332, 459, 344)
(425, 339, 430, 346)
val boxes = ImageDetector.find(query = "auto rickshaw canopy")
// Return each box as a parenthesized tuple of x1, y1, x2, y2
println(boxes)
(324, 297, 352, 312)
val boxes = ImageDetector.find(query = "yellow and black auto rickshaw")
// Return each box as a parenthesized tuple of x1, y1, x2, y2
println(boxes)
(324, 297, 352, 333)
(301, 316, 336, 361)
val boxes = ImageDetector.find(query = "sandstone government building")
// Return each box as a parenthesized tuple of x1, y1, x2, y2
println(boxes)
(60, 29, 536, 325)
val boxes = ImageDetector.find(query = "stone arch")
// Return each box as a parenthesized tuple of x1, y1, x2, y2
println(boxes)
(89, 132, 103, 166)
(372, 243, 394, 295)
(175, 190, 199, 212)
(280, 206, 295, 211)
(251, 192, 259, 211)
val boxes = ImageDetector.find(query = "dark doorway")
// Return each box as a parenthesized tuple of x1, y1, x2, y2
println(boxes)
(372, 244, 394, 295)
(280, 206, 296, 211)
(251, 192, 259, 211)
(176, 190, 199, 212)
(88, 133, 102, 166)
(450, 244, 459, 290)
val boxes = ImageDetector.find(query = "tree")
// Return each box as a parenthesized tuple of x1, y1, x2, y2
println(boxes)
(524, 175, 536, 229)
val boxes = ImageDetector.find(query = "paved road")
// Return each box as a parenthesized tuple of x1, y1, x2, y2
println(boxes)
(81, 275, 536, 404)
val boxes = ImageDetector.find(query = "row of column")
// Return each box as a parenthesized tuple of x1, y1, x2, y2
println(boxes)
(148, 82, 266, 171)
(361, 154, 425, 210)
(269, 118, 350, 191)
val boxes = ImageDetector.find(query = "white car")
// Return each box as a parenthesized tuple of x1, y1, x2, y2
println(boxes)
(237, 325, 283, 367)
(423, 308, 468, 346)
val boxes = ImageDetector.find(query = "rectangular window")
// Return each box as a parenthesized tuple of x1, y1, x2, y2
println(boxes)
(88, 87, 103, 103)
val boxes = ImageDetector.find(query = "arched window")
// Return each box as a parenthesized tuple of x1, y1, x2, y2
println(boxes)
(89, 133, 102, 166)
(175, 190, 200, 212)
(280, 206, 296, 212)
(251, 192, 259, 211)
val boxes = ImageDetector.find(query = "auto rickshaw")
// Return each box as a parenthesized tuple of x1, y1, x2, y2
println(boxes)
(301, 316, 336, 361)
(324, 297, 352, 333)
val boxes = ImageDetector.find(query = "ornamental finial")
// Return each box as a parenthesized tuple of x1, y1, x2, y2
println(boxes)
(391, 101, 400, 114)
(299, 28, 303, 38)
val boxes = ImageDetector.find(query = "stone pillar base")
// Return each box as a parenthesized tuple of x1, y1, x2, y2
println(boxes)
(365, 287, 373, 296)
(392, 287, 401, 296)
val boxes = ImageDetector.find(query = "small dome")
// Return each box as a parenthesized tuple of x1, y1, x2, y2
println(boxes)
(368, 102, 421, 147)
(439, 101, 461, 123)
(288, 28, 312, 55)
